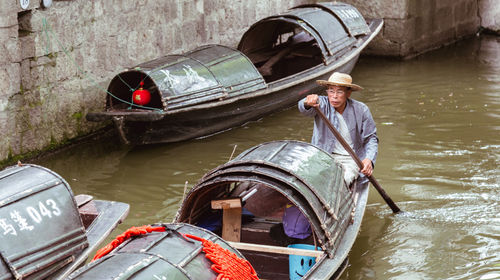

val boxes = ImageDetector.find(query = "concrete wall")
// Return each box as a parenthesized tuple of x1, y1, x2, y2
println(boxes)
(0, 0, 311, 164)
(479, 0, 500, 34)
(342, 0, 487, 58)
(0, 0, 498, 164)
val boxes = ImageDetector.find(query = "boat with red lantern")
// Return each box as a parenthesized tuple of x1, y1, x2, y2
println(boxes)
(86, 2, 383, 145)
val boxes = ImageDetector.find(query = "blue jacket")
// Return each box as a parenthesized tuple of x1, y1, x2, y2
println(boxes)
(298, 96, 379, 166)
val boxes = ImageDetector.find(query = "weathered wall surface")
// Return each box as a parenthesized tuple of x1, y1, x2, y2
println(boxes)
(342, 0, 486, 58)
(479, 0, 500, 34)
(0, 0, 498, 164)
(0, 0, 311, 164)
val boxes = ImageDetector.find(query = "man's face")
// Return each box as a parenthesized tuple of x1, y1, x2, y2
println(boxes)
(327, 85, 351, 110)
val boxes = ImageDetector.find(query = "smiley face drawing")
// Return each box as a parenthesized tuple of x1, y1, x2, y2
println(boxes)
(290, 252, 316, 280)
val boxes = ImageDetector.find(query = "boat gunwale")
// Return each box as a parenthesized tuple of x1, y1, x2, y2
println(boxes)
(304, 182, 369, 279)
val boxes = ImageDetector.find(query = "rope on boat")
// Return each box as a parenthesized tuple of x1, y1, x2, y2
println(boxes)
(40, 18, 162, 112)
(91, 225, 259, 280)
(183, 234, 260, 280)
(92, 225, 166, 261)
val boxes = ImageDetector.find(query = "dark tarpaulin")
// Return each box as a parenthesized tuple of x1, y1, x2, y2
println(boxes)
(106, 45, 266, 111)
(238, 2, 370, 62)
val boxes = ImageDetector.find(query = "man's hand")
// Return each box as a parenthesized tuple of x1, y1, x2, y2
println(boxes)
(360, 158, 373, 176)
(304, 94, 319, 108)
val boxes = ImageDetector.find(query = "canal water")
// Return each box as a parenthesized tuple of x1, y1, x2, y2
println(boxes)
(35, 35, 499, 279)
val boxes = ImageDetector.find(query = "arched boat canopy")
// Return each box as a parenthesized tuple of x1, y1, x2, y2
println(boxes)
(106, 45, 266, 111)
(175, 141, 355, 256)
(293, 3, 371, 37)
(238, 2, 370, 63)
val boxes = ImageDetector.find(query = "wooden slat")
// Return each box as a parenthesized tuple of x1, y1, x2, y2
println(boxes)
(212, 199, 242, 242)
(75, 194, 93, 207)
(227, 241, 324, 258)
(222, 207, 242, 242)
(211, 198, 242, 209)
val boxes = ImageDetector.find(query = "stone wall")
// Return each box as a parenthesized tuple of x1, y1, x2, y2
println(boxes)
(479, 0, 500, 34)
(0, 0, 311, 163)
(0, 0, 498, 164)
(342, 0, 493, 58)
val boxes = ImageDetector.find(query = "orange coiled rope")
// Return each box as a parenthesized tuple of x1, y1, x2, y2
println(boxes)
(183, 234, 259, 280)
(92, 225, 166, 261)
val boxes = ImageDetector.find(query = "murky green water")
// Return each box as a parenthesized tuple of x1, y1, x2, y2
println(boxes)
(35, 35, 499, 279)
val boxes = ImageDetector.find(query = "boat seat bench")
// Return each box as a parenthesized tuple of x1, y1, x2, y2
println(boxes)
(227, 241, 324, 260)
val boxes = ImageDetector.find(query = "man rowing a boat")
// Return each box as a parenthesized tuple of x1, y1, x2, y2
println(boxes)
(298, 72, 378, 186)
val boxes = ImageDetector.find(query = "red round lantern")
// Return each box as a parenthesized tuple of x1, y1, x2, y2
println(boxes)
(132, 81, 151, 106)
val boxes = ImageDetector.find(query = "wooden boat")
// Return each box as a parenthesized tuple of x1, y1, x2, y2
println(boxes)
(0, 164, 129, 279)
(86, 2, 383, 144)
(67, 140, 369, 279)
(174, 140, 369, 279)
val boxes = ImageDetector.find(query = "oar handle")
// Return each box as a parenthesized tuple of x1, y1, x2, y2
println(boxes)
(313, 107, 401, 213)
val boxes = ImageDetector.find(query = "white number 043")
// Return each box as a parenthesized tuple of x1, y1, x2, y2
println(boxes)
(26, 199, 61, 224)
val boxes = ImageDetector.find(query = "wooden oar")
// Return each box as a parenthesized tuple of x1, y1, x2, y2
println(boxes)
(314, 107, 402, 213)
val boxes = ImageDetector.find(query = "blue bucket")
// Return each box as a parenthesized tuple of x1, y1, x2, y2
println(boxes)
(288, 244, 320, 280)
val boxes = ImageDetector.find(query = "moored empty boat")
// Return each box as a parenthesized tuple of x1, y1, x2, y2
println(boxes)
(86, 2, 383, 145)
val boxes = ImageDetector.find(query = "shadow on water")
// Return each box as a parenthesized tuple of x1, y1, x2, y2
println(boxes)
(34, 35, 499, 280)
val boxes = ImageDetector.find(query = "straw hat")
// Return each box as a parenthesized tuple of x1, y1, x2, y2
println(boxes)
(316, 72, 363, 91)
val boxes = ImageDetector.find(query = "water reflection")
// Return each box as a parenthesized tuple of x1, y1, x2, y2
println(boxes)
(35, 35, 499, 279)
